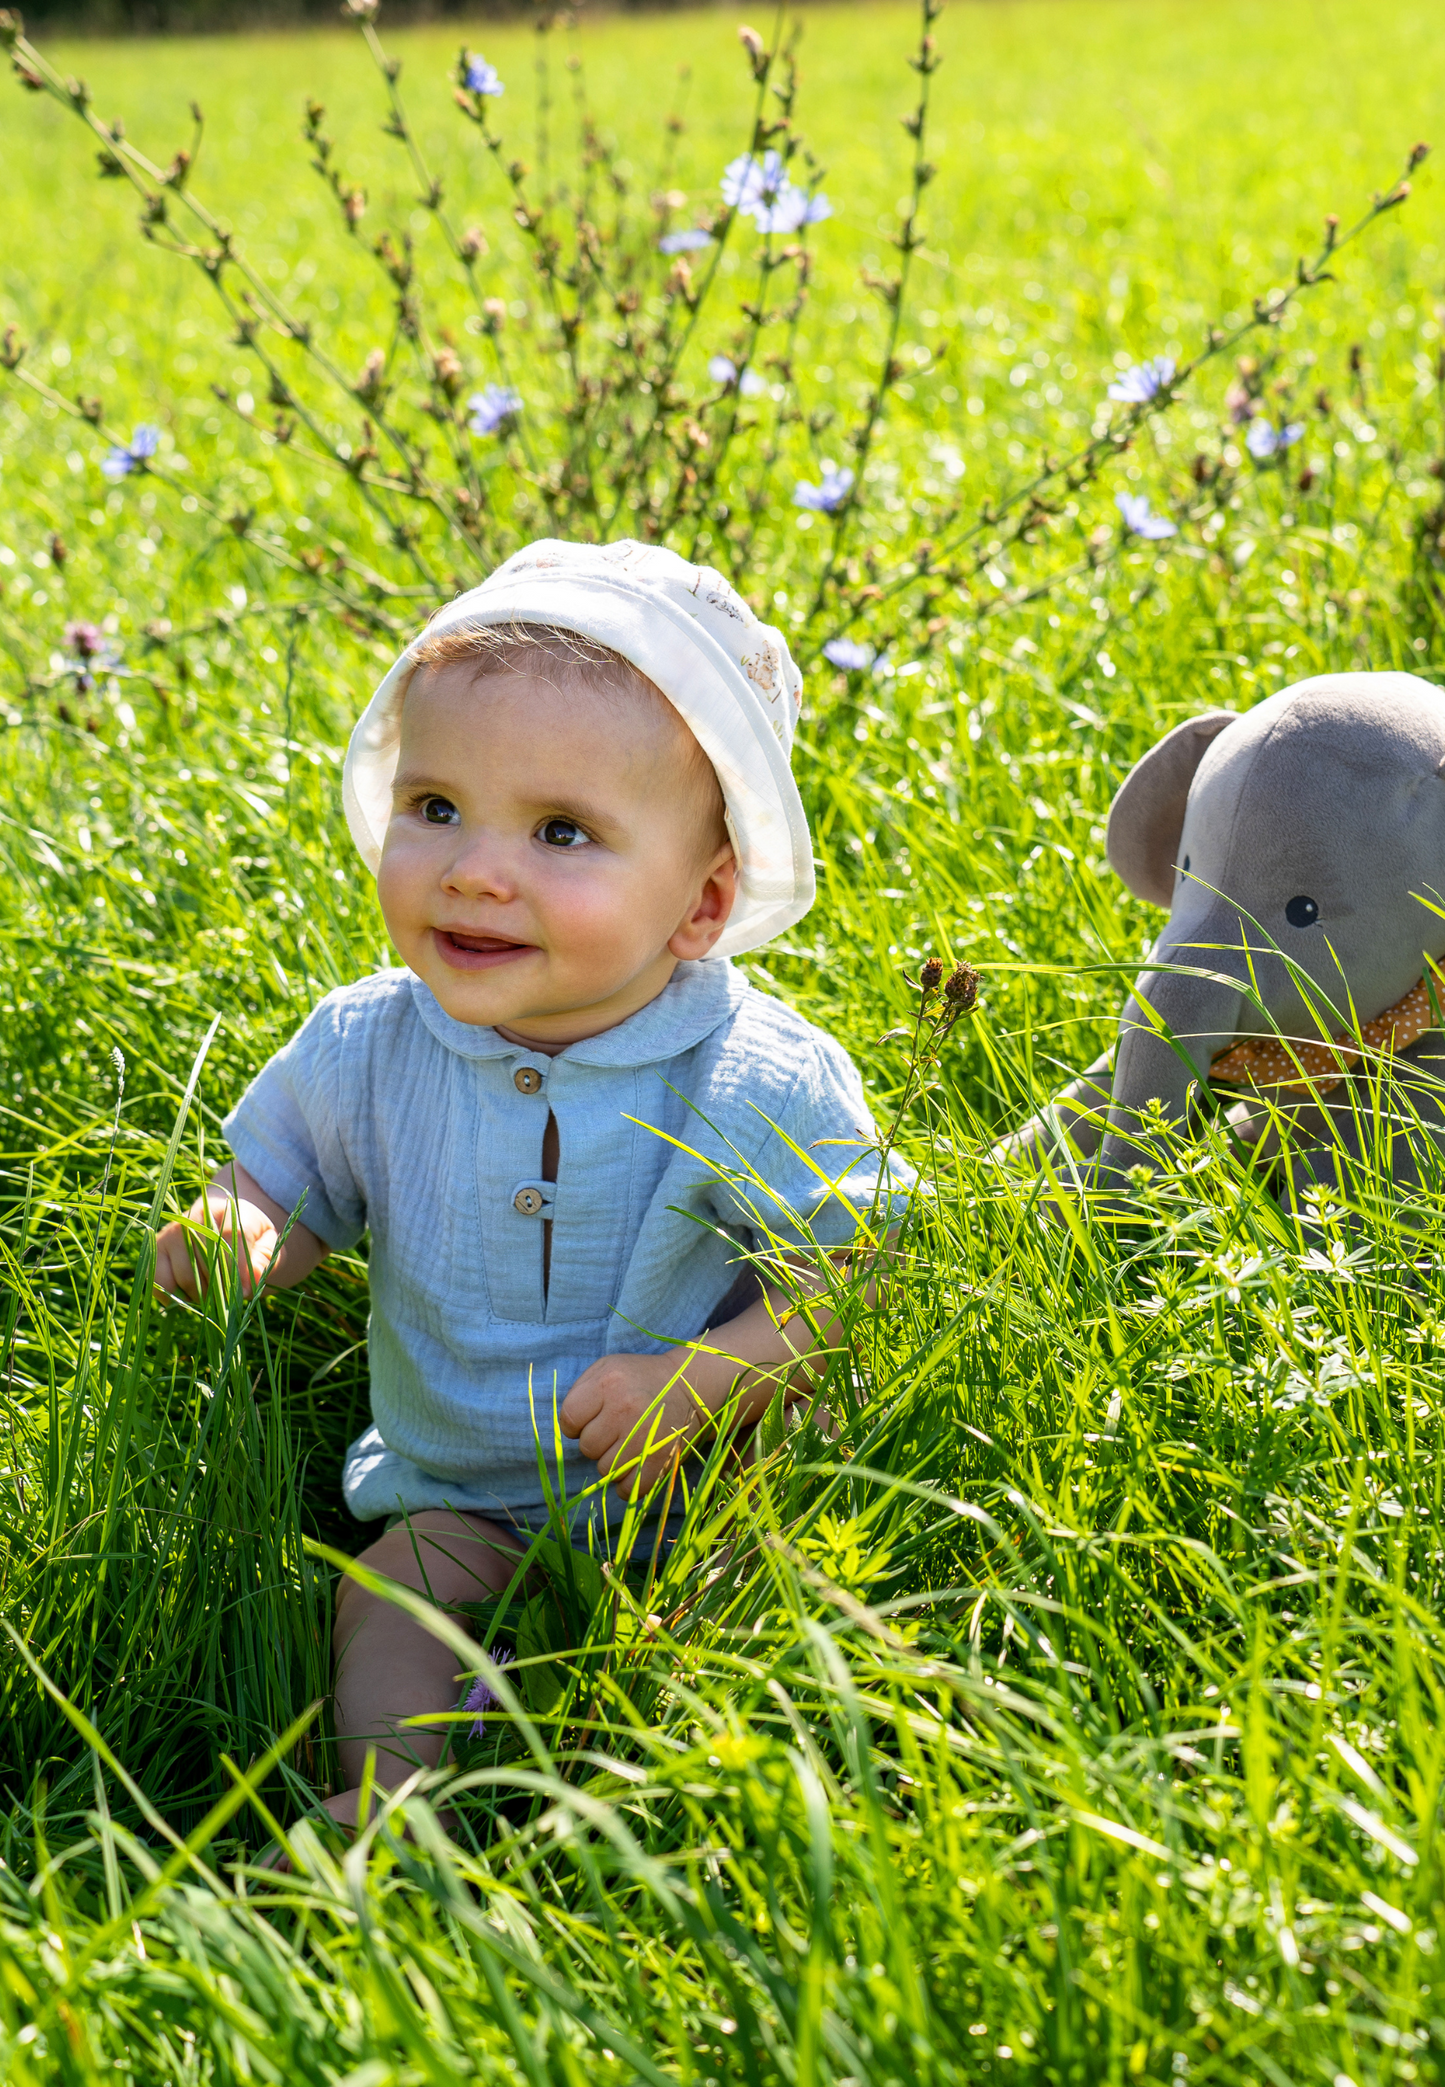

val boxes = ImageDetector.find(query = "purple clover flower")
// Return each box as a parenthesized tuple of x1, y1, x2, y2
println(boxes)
(708, 354, 766, 397)
(1245, 418, 1304, 461)
(823, 637, 875, 671)
(1116, 491, 1177, 540)
(468, 385, 522, 437)
(1106, 357, 1176, 406)
(101, 425, 160, 482)
(795, 463, 854, 514)
(463, 1650, 515, 1734)
(63, 620, 120, 693)
(464, 54, 504, 96)
(659, 229, 714, 255)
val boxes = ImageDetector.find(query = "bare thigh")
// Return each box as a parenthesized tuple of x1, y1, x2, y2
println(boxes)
(337, 1508, 525, 1628)
(331, 1509, 527, 1790)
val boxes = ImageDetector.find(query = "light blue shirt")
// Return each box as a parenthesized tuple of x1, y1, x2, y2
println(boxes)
(222, 959, 910, 1524)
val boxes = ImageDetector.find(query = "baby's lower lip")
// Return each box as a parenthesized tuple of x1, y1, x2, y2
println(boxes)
(434, 930, 537, 971)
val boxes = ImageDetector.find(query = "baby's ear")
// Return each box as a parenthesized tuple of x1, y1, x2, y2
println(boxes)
(1106, 711, 1237, 906)
(670, 846, 738, 959)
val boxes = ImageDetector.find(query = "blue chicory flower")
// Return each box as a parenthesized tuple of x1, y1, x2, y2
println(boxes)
(721, 150, 786, 212)
(823, 637, 875, 671)
(795, 463, 855, 514)
(721, 151, 830, 236)
(658, 229, 714, 254)
(465, 54, 504, 96)
(752, 184, 831, 235)
(708, 355, 766, 397)
(1116, 490, 1177, 540)
(468, 385, 522, 437)
(1245, 418, 1304, 460)
(101, 424, 160, 482)
(464, 1650, 516, 1733)
(1107, 357, 1176, 406)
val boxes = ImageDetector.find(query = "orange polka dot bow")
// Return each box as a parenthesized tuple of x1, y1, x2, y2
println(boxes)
(1209, 966, 1444, 1097)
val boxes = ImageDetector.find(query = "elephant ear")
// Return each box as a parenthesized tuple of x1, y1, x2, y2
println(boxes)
(1106, 710, 1239, 907)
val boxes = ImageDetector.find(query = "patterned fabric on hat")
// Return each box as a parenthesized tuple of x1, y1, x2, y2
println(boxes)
(342, 538, 814, 960)
(1209, 965, 1444, 1096)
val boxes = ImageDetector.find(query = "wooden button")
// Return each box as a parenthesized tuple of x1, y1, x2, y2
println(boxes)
(513, 1066, 543, 1094)
(513, 1187, 545, 1216)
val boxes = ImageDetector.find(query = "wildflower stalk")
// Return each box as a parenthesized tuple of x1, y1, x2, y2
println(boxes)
(1, 29, 475, 579)
(807, 0, 941, 622)
(839, 143, 1428, 638)
(0, 348, 419, 628)
(877, 956, 980, 1166)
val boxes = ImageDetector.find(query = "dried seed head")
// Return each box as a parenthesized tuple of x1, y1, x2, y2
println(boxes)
(943, 963, 979, 1011)
(920, 956, 944, 992)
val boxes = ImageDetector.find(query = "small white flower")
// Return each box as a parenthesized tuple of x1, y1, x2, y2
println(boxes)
(658, 229, 713, 254)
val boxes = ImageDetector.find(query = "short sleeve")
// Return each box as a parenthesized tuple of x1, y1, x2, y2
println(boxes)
(221, 999, 368, 1251)
(699, 1035, 916, 1250)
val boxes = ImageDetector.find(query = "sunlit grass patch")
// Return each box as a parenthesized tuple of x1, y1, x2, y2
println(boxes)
(2, 0, 1445, 2079)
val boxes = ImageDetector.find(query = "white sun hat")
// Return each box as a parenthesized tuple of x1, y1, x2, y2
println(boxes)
(342, 537, 815, 960)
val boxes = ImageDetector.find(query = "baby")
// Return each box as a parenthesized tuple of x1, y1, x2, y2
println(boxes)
(155, 538, 905, 1831)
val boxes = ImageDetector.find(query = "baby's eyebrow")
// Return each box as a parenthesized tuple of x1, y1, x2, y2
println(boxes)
(537, 792, 623, 833)
(391, 768, 451, 799)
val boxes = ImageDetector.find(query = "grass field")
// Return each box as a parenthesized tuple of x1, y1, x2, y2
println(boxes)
(4, 0, 1445, 2079)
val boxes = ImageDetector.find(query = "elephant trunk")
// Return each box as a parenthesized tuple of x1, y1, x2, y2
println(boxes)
(1098, 923, 1260, 1183)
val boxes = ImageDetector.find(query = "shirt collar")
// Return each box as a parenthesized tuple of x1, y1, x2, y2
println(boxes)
(406, 958, 746, 1068)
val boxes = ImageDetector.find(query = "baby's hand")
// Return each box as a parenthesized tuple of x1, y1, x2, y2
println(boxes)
(560, 1351, 712, 1498)
(155, 1192, 281, 1301)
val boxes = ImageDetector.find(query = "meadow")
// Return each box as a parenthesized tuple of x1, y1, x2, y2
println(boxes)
(3, 0, 1445, 2078)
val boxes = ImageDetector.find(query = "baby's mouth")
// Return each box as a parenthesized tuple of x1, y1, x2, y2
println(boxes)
(434, 928, 537, 970)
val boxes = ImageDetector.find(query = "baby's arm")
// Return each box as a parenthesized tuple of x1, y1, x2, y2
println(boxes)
(560, 1257, 861, 1497)
(154, 1161, 331, 1299)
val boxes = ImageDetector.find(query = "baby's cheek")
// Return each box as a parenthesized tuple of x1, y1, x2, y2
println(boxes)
(545, 862, 670, 954)
(376, 839, 424, 944)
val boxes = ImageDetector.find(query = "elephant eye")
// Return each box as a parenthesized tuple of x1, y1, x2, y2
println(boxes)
(1285, 895, 1320, 928)
(1181, 856, 1190, 875)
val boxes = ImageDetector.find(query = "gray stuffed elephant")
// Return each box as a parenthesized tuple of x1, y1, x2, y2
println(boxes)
(1010, 670, 1445, 1192)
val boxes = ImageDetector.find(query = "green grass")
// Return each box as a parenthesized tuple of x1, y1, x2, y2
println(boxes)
(4, 0, 1445, 2079)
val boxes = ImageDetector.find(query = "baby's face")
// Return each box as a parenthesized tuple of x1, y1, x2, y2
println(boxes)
(377, 663, 736, 1045)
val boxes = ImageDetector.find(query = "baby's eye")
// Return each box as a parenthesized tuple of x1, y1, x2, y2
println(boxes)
(539, 817, 592, 849)
(421, 796, 459, 826)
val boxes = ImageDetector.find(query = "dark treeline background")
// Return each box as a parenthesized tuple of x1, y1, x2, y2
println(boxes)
(13, 0, 689, 36)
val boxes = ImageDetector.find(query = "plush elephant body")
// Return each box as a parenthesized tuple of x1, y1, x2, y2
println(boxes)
(1015, 671, 1445, 1191)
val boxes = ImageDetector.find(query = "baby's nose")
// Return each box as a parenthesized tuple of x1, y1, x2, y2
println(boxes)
(443, 836, 516, 894)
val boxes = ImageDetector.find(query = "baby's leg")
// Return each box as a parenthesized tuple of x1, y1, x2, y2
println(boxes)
(326, 1508, 524, 1830)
